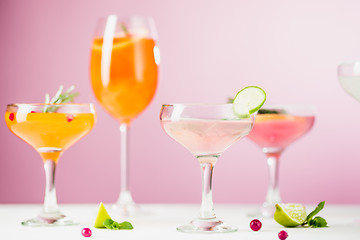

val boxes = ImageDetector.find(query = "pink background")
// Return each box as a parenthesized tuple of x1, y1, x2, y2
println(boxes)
(1, 0, 360, 205)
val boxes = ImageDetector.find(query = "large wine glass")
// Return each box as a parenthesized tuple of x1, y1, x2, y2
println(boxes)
(5, 103, 96, 226)
(160, 104, 255, 233)
(90, 15, 159, 215)
(247, 105, 315, 217)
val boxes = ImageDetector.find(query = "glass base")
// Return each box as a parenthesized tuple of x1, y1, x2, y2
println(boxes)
(111, 201, 142, 218)
(22, 211, 78, 226)
(177, 218, 238, 233)
(112, 190, 149, 217)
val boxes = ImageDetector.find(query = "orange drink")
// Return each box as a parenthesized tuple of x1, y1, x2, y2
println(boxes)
(89, 15, 160, 214)
(4, 103, 96, 226)
(5, 110, 95, 164)
(90, 36, 158, 124)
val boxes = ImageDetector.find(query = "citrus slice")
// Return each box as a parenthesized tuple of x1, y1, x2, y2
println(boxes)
(274, 203, 307, 227)
(94, 202, 112, 228)
(232, 86, 266, 118)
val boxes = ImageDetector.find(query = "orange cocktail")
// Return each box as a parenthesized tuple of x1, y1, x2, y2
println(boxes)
(90, 36, 158, 124)
(5, 109, 95, 164)
(5, 103, 96, 226)
(89, 16, 159, 214)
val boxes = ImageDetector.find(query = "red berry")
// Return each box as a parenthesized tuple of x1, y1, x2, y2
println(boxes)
(66, 115, 74, 122)
(278, 230, 288, 240)
(9, 113, 14, 121)
(81, 228, 92, 237)
(31, 111, 36, 113)
(250, 219, 262, 231)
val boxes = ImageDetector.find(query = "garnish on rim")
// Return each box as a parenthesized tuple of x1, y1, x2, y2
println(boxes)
(232, 86, 266, 118)
(43, 85, 78, 112)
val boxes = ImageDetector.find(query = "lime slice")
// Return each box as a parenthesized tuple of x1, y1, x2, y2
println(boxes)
(232, 86, 266, 117)
(274, 203, 307, 227)
(94, 202, 112, 228)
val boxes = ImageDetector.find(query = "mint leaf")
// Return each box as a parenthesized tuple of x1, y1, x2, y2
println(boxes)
(103, 219, 133, 230)
(112, 221, 120, 229)
(306, 201, 325, 223)
(118, 221, 134, 230)
(309, 216, 327, 228)
(103, 219, 115, 229)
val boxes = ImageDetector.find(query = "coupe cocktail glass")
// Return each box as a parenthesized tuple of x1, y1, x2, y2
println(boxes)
(90, 15, 159, 215)
(5, 103, 96, 226)
(160, 104, 254, 233)
(338, 61, 360, 102)
(247, 105, 315, 217)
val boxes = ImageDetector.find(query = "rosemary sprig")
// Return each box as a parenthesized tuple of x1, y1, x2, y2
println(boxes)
(43, 85, 79, 112)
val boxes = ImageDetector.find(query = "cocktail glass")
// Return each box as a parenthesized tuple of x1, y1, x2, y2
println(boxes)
(5, 103, 96, 226)
(338, 61, 360, 102)
(247, 105, 315, 217)
(90, 15, 159, 215)
(338, 62, 360, 225)
(160, 104, 255, 233)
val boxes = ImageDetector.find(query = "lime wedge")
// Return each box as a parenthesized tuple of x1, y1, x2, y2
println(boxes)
(232, 86, 266, 117)
(274, 203, 307, 227)
(94, 202, 112, 228)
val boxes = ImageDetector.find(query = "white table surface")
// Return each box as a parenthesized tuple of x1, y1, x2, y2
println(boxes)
(0, 204, 359, 240)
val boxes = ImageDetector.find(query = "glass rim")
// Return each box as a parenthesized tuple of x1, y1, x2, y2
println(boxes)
(96, 15, 154, 21)
(161, 103, 316, 109)
(338, 61, 360, 66)
(7, 103, 95, 107)
(260, 103, 316, 108)
(162, 103, 237, 107)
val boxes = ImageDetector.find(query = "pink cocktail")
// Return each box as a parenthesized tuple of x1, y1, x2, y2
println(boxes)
(247, 106, 315, 217)
(160, 104, 254, 233)
(162, 119, 252, 159)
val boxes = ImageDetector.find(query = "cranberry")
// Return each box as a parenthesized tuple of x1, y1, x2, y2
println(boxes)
(9, 113, 14, 121)
(30, 111, 36, 113)
(250, 219, 262, 231)
(278, 230, 288, 240)
(66, 115, 74, 122)
(81, 228, 92, 237)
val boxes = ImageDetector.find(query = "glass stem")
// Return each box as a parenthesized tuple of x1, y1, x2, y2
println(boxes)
(198, 156, 217, 219)
(43, 160, 59, 213)
(117, 123, 134, 205)
(264, 151, 282, 206)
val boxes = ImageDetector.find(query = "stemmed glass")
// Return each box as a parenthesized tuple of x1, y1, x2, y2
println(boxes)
(5, 103, 96, 226)
(160, 104, 255, 233)
(247, 105, 315, 217)
(338, 62, 360, 225)
(90, 15, 159, 215)
(338, 61, 360, 102)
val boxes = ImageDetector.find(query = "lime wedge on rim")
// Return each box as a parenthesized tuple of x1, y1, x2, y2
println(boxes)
(232, 86, 266, 118)
(274, 203, 307, 227)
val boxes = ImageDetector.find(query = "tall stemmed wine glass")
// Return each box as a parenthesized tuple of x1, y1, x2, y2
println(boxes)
(90, 15, 159, 215)
(247, 105, 315, 217)
(5, 103, 96, 226)
(160, 104, 255, 233)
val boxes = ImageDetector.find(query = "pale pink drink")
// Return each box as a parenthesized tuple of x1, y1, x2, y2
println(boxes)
(247, 105, 315, 217)
(160, 104, 254, 233)
(162, 119, 253, 161)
